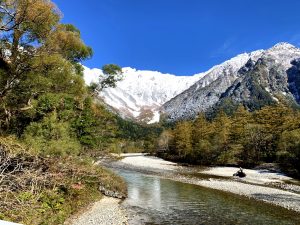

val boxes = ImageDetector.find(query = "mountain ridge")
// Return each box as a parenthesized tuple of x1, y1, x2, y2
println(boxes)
(83, 42, 300, 123)
(161, 42, 300, 121)
(84, 66, 205, 123)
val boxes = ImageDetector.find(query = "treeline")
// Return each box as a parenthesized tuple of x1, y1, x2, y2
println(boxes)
(113, 117, 162, 153)
(157, 105, 300, 176)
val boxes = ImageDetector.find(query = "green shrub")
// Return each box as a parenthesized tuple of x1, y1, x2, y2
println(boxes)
(23, 113, 81, 156)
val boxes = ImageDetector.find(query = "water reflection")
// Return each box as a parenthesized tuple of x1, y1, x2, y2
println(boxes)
(117, 170, 300, 225)
(126, 172, 163, 210)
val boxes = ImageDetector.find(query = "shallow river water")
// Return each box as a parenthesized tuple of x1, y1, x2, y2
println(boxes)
(115, 169, 300, 225)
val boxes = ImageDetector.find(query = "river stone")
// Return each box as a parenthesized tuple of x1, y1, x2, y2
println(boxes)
(99, 186, 125, 199)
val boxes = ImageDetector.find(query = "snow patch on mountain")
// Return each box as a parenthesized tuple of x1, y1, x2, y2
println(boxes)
(83, 66, 205, 123)
(161, 49, 264, 121)
(161, 42, 300, 121)
(83, 67, 102, 86)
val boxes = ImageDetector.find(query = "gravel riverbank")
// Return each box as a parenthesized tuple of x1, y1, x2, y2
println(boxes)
(67, 197, 128, 225)
(195, 179, 300, 211)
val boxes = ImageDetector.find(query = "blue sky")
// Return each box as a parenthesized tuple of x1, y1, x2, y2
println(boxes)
(53, 0, 300, 75)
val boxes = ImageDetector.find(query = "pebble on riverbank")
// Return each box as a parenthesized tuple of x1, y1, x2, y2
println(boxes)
(65, 197, 128, 225)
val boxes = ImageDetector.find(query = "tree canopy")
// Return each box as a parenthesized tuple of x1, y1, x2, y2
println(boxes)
(0, 0, 94, 134)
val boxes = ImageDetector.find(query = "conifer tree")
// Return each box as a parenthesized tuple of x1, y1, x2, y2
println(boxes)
(174, 121, 193, 159)
(192, 113, 214, 163)
(212, 111, 231, 163)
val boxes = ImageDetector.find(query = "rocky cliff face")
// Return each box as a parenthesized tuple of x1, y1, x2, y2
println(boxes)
(161, 43, 300, 121)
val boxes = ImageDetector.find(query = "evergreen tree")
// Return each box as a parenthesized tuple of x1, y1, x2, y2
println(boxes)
(0, 0, 92, 133)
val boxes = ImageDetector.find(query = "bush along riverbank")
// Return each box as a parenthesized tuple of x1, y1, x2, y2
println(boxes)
(0, 137, 127, 225)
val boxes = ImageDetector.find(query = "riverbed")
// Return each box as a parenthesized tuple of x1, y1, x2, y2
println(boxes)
(118, 169, 300, 225)
(103, 153, 300, 224)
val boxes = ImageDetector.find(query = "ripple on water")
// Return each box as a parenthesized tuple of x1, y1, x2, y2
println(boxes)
(116, 170, 300, 225)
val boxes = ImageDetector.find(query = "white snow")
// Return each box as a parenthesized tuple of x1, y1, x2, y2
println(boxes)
(83, 42, 300, 123)
(83, 66, 102, 85)
(83, 66, 205, 122)
(192, 49, 264, 90)
(162, 43, 300, 121)
(82, 50, 263, 123)
(273, 96, 279, 102)
(147, 110, 160, 124)
(262, 42, 300, 70)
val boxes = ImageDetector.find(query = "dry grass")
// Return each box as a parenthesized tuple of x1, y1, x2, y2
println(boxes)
(0, 136, 127, 225)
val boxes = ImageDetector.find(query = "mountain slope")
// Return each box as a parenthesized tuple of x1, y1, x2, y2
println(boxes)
(84, 67, 205, 123)
(83, 42, 300, 123)
(161, 43, 300, 121)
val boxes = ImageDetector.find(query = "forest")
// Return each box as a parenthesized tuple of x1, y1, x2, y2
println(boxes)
(157, 105, 300, 177)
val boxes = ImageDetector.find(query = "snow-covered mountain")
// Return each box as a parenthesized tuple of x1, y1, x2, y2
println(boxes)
(161, 42, 300, 121)
(84, 42, 300, 123)
(83, 67, 205, 123)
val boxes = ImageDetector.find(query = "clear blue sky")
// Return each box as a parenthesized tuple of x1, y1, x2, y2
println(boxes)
(53, 0, 300, 75)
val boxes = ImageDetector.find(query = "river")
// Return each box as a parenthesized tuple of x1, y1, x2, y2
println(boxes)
(114, 169, 300, 225)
